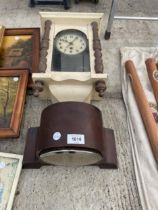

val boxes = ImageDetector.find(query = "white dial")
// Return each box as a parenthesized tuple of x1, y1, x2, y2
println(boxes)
(55, 29, 87, 55)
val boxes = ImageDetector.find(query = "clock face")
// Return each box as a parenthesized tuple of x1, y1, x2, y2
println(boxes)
(52, 29, 90, 72)
(39, 149, 102, 166)
(55, 29, 87, 55)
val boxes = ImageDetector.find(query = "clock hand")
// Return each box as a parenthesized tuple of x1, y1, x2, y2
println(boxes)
(60, 38, 70, 43)
(64, 36, 79, 52)
(64, 37, 77, 49)
(64, 43, 72, 52)
(64, 40, 75, 52)
(71, 36, 78, 43)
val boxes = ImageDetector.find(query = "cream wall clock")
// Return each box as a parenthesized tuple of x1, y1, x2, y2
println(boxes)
(33, 12, 107, 103)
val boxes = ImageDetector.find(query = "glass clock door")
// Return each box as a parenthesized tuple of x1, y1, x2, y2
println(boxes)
(52, 29, 90, 72)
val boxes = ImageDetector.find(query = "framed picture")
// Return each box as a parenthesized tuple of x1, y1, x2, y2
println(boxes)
(0, 28, 40, 87)
(0, 69, 28, 138)
(0, 26, 5, 47)
(0, 152, 23, 210)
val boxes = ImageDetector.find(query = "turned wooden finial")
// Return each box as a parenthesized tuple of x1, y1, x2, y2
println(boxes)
(91, 22, 106, 97)
(91, 21, 104, 74)
(39, 20, 52, 73)
(95, 80, 106, 97)
(32, 80, 44, 97)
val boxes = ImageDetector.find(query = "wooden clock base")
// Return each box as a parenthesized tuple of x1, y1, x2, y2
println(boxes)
(23, 127, 117, 169)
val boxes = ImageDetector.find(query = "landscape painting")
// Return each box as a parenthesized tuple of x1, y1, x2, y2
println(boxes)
(0, 76, 19, 128)
(0, 28, 40, 88)
(0, 69, 28, 138)
(0, 26, 5, 47)
(0, 35, 33, 69)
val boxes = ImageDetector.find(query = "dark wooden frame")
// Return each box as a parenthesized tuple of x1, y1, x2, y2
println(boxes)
(0, 69, 28, 138)
(0, 28, 40, 88)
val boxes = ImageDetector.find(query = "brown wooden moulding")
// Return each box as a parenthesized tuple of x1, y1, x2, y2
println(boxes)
(33, 20, 52, 96)
(91, 21, 103, 74)
(91, 22, 106, 97)
(125, 60, 158, 164)
(39, 20, 52, 73)
(145, 58, 158, 105)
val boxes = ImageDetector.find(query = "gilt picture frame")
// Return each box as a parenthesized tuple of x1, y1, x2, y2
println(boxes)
(0, 28, 40, 88)
(0, 69, 28, 138)
(0, 26, 5, 48)
(0, 152, 23, 210)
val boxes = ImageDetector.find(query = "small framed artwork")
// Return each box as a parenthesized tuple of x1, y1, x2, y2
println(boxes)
(0, 28, 40, 88)
(0, 152, 23, 210)
(0, 69, 28, 138)
(0, 26, 5, 47)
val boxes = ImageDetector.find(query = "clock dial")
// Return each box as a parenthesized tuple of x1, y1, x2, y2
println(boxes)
(52, 29, 90, 72)
(55, 29, 87, 55)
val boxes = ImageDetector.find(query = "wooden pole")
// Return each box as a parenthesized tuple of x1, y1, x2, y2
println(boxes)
(145, 58, 158, 105)
(125, 60, 158, 164)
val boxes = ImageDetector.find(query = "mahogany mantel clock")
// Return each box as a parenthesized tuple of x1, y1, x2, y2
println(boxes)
(32, 12, 107, 103)
(23, 102, 117, 169)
